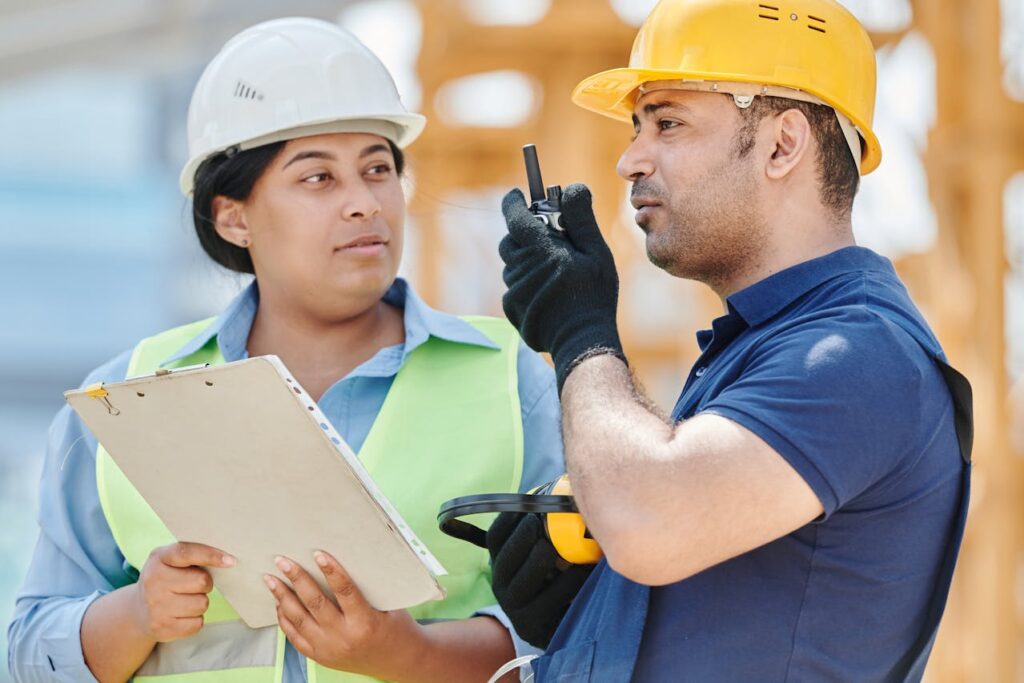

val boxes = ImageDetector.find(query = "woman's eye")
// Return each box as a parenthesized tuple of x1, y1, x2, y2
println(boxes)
(302, 173, 331, 185)
(367, 163, 393, 176)
(659, 119, 681, 131)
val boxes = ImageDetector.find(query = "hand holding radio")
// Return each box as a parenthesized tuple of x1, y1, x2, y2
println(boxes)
(499, 150, 625, 391)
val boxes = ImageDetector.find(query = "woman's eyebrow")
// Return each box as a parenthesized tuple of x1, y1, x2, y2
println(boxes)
(359, 143, 391, 158)
(282, 144, 391, 170)
(282, 150, 336, 169)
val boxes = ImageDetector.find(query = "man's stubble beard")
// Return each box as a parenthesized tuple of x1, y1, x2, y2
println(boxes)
(645, 148, 768, 294)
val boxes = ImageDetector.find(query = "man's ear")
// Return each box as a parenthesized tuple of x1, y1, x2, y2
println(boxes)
(765, 108, 813, 181)
(212, 196, 251, 248)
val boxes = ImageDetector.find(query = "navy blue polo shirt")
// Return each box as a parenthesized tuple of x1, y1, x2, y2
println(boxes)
(536, 247, 965, 682)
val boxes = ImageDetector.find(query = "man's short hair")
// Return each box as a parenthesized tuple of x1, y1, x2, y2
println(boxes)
(733, 96, 861, 220)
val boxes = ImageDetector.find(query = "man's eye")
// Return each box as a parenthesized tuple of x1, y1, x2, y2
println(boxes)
(659, 119, 681, 131)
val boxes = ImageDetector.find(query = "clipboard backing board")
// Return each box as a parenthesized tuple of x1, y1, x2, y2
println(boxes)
(66, 355, 446, 628)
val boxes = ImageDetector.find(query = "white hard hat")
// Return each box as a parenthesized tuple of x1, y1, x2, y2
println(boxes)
(180, 17, 426, 196)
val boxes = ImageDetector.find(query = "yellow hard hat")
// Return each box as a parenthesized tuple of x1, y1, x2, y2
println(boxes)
(573, 0, 881, 175)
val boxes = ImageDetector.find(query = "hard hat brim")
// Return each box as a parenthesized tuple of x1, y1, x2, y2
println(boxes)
(179, 112, 426, 196)
(572, 67, 881, 175)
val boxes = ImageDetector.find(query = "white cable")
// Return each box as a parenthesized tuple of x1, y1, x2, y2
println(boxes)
(486, 654, 539, 683)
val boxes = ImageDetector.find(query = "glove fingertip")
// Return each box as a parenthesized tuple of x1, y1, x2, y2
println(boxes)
(502, 187, 528, 214)
(561, 183, 593, 211)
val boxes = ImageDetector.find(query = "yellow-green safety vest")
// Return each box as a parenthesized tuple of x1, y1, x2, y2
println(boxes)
(96, 315, 524, 682)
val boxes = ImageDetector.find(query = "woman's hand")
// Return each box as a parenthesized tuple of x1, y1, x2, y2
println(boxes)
(132, 541, 234, 642)
(265, 551, 426, 679)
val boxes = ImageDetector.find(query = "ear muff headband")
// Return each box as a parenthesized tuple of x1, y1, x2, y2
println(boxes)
(437, 493, 578, 548)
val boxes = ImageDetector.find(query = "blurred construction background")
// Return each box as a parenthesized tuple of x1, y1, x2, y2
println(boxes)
(0, 0, 1022, 680)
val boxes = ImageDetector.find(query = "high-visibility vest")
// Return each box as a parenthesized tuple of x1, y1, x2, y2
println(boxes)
(96, 315, 524, 682)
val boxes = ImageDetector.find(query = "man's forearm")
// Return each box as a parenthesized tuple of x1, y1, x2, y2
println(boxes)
(81, 585, 156, 683)
(561, 355, 677, 546)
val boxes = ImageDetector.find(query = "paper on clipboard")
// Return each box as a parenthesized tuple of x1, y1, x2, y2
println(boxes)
(66, 355, 446, 628)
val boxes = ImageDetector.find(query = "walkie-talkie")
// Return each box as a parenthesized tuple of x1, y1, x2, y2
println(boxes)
(523, 144, 564, 231)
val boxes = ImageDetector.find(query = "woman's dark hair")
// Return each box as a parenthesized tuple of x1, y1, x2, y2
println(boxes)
(191, 138, 406, 274)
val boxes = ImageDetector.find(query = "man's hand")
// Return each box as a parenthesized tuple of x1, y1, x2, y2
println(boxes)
(132, 541, 234, 642)
(264, 552, 425, 679)
(486, 511, 594, 649)
(499, 183, 625, 391)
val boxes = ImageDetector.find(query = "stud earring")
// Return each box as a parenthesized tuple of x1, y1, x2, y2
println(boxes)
(240, 239, 249, 247)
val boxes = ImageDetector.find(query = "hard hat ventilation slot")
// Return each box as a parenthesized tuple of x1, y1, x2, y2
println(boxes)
(758, 4, 780, 9)
(808, 14, 827, 32)
(233, 80, 264, 101)
(757, 5, 780, 21)
(758, 13, 780, 21)
(808, 24, 827, 33)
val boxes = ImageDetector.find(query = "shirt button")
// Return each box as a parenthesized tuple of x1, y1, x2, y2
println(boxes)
(695, 367, 707, 378)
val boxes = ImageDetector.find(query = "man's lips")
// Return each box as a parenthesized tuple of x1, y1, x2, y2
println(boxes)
(633, 199, 662, 227)
(631, 197, 662, 210)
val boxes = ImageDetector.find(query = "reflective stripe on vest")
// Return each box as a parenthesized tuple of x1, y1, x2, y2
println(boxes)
(135, 622, 279, 677)
(96, 315, 523, 682)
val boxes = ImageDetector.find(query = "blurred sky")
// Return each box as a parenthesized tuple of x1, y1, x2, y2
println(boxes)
(1, 1, 1021, 678)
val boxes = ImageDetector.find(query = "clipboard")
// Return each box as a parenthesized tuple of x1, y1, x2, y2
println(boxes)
(65, 355, 446, 628)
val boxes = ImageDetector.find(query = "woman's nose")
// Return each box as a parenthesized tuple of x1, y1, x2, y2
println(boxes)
(341, 181, 382, 220)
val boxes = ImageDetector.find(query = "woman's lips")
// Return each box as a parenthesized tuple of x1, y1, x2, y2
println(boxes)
(338, 243, 387, 256)
(336, 234, 388, 256)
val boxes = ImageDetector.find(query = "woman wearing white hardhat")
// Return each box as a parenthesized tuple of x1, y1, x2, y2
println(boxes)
(8, 17, 563, 683)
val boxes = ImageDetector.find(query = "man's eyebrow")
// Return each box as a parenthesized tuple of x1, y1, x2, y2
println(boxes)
(641, 100, 691, 117)
(282, 150, 336, 169)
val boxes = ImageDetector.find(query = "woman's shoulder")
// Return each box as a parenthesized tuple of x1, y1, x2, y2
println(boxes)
(78, 347, 135, 388)
(78, 317, 218, 387)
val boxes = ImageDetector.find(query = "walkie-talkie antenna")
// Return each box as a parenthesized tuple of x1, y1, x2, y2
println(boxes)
(523, 144, 546, 203)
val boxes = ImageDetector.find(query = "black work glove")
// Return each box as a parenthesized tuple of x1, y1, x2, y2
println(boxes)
(486, 510, 595, 649)
(499, 184, 625, 392)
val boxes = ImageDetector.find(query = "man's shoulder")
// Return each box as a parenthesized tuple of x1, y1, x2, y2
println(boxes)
(710, 271, 959, 514)
(761, 305, 932, 378)
(744, 286, 948, 437)
(777, 265, 942, 363)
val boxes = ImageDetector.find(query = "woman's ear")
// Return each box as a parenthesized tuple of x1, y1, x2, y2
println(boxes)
(765, 108, 813, 181)
(212, 196, 251, 248)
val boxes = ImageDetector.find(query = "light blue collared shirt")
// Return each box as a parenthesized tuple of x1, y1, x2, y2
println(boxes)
(8, 278, 563, 682)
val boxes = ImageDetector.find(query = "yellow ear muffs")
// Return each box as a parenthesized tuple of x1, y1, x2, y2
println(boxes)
(437, 474, 603, 565)
(541, 475, 602, 565)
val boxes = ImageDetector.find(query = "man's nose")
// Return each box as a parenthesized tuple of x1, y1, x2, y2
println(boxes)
(617, 137, 655, 182)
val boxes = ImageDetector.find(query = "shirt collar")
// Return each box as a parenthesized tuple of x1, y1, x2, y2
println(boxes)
(160, 277, 498, 367)
(384, 278, 500, 352)
(726, 246, 895, 327)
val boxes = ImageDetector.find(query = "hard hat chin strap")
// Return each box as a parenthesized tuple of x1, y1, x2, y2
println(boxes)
(639, 79, 863, 174)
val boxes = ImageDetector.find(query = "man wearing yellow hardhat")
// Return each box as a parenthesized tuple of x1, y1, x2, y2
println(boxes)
(490, 0, 972, 680)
